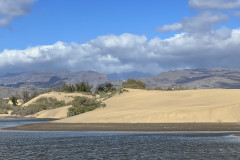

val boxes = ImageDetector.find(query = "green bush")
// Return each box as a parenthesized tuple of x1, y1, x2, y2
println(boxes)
(10, 95, 18, 106)
(0, 98, 11, 114)
(12, 97, 66, 116)
(174, 86, 188, 90)
(75, 82, 93, 92)
(68, 96, 105, 117)
(95, 82, 115, 93)
(122, 79, 146, 89)
(61, 82, 93, 93)
(95, 88, 127, 100)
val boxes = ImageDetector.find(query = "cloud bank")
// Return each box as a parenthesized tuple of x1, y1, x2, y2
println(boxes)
(157, 0, 240, 36)
(0, 0, 36, 28)
(1, 0, 240, 75)
(1, 30, 240, 75)
(189, 0, 240, 9)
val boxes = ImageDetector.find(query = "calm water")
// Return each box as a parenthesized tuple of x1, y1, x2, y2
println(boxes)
(0, 119, 240, 160)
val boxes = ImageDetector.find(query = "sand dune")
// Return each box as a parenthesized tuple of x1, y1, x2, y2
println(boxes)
(26, 105, 71, 119)
(23, 92, 92, 106)
(22, 92, 92, 119)
(54, 89, 240, 123)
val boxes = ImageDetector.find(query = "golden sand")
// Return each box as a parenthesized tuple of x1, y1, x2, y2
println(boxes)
(53, 89, 240, 123)
(23, 92, 92, 119)
(23, 92, 92, 106)
(25, 105, 71, 119)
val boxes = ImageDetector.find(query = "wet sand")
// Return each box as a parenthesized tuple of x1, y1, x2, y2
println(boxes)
(4, 123, 240, 131)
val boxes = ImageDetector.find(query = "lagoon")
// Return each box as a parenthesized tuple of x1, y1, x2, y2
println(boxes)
(0, 118, 240, 159)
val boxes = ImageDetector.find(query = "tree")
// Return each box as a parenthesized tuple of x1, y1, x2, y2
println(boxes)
(69, 85, 75, 92)
(61, 82, 92, 93)
(61, 83, 68, 92)
(105, 82, 113, 92)
(96, 85, 105, 93)
(10, 95, 18, 106)
(76, 82, 92, 92)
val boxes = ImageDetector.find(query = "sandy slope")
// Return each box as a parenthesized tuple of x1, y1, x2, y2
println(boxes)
(23, 92, 92, 106)
(25, 105, 71, 119)
(54, 89, 240, 123)
(22, 92, 92, 119)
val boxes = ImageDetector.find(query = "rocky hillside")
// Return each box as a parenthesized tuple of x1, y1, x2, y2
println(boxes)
(140, 68, 240, 89)
(0, 70, 108, 98)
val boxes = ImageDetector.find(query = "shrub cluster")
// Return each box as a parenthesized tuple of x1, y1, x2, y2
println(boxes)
(9, 90, 43, 106)
(61, 82, 93, 93)
(68, 96, 105, 117)
(122, 79, 146, 89)
(12, 97, 65, 116)
(153, 85, 188, 91)
(95, 82, 115, 93)
(0, 98, 11, 114)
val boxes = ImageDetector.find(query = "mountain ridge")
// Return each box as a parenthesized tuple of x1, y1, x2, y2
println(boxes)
(2, 68, 240, 98)
(140, 68, 240, 89)
(0, 70, 108, 98)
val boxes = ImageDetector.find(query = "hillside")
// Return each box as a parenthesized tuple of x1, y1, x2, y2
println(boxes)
(22, 92, 93, 119)
(54, 89, 240, 123)
(140, 68, 240, 89)
(0, 91, 95, 119)
(0, 70, 108, 98)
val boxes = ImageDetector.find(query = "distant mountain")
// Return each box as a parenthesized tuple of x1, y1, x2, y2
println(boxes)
(140, 68, 240, 89)
(0, 70, 108, 98)
(2, 68, 240, 98)
(107, 71, 153, 81)
(0, 70, 107, 86)
(0, 72, 25, 78)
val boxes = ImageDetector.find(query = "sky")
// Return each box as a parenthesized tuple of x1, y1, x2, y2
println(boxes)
(0, 0, 240, 76)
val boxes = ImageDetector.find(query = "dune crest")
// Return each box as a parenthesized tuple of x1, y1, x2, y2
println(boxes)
(53, 89, 240, 123)
(26, 105, 71, 119)
(23, 92, 92, 107)
(22, 92, 92, 119)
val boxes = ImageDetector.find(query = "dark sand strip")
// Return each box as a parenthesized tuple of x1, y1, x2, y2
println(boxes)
(4, 123, 240, 131)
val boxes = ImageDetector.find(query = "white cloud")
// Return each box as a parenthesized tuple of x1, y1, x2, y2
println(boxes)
(0, 0, 36, 27)
(156, 23, 182, 32)
(1, 31, 240, 75)
(1, 0, 240, 75)
(157, 0, 240, 38)
(157, 12, 228, 35)
(189, 0, 240, 9)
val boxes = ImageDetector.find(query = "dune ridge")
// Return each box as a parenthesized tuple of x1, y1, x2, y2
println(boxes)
(53, 89, 240, 123)
(25, 105, 71, 119)
(22, 92, 92, 119)
(23, 92, 92, 106)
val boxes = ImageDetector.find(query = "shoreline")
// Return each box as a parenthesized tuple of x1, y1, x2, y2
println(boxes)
(0, 116, 58, 120)
(4, 123, 240, 131)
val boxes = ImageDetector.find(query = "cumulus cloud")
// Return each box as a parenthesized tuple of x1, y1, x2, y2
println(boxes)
(0, 0, 36, 27)
(1, 0, 240, 75)
(156, 23, 182, 32)
(157, 12, 228, 35)
(189, 0, 240, 10)
(157, 0, 240, 37)
(1, 32, 240, 75)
